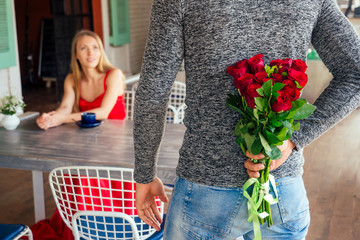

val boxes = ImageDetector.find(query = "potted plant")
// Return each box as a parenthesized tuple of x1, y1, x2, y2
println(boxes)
(0, 95, 26, 130)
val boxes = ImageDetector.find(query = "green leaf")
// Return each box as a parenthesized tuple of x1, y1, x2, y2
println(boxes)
(247, 122, 256, 130)
(282, 120, 293, 139)
(253, 108, 259, 120)
(270, 119, 282, 127)
(273, 83, 285, 92)
(266, 145, 283, 160)
(236, 136, 247, 155)
(257, 88, 264, 96)
(255, 97, 265, 111)
(293, 121, 301, 131)
(259, 132, 271, 151)
(286, 99, 306, 119)
(244, 133, 256, 151)
(240, 125, 248, 134)
(275, 127, 288, 141)
(268, 111, 276, 120)
(272, 92, 280, 102)
(265, 65, 271, 75)
(235, 120, 243, 136)
(240, 143, 247, 155)
(276, 111, 290, 120)
(293, 103, 316, 120)
(251, 138, 263, 155)
(245, 106, 255, 119)
(263, 79, 273, 99)
(226, 102, 243, 114)
(264, 130, 283, 145)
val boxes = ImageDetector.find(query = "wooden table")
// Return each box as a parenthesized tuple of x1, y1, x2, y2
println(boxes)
(0, 115, 185, 222)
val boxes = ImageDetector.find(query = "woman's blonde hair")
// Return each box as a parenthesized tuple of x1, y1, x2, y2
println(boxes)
(70, 30, 115, 112)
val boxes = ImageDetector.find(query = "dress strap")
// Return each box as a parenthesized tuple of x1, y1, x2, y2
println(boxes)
(103, 70, 111, 91)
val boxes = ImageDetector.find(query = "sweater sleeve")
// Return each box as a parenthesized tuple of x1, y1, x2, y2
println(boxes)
(133, 0, 184, 183)
(291, 0, 360, 149)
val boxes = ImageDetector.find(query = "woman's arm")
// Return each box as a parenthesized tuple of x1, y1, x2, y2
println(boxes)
(36, 74, 76, 129)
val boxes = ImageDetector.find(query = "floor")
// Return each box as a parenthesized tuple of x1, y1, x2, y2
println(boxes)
(0, 84, 359, 239)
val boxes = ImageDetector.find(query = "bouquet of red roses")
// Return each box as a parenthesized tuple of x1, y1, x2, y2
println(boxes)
(226, 54, 315, 239)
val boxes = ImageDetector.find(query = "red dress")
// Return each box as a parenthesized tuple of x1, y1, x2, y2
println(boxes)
(29, 71, 126, 239)
(79, 70, 126, 120)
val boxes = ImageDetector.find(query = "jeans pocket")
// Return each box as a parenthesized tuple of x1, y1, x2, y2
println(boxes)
(276, 177, 310, 232)
(181, 182, 243, 239)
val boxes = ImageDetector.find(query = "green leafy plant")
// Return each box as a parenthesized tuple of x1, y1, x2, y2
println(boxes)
(0, 95, 26, 115)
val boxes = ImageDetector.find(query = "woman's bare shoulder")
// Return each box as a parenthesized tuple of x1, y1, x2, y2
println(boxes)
(108, 68, 123, 77)
(107, 68, 124, 82)
(64, 73, 75, 86)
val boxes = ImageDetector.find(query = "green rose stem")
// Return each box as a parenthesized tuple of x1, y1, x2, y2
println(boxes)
(255, 156, 273, 227)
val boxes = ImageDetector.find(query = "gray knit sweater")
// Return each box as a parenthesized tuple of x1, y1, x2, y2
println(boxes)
(134, 0, 360, 187)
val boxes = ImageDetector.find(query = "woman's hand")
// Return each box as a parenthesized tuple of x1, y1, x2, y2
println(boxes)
(36, 111, 66, 130)
(244, 140, 295, 178)
(36, 111, 55, 129)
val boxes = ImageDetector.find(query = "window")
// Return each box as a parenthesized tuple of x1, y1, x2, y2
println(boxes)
(0, 0, 16, 69)
(109, 0, 130, 46)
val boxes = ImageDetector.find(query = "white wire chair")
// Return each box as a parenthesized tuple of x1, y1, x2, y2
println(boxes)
(124, 89, 136, 121)
(49, 166, 164, 240)
(0, 224, 33, 240)
(166, 81, 186, 124)
(124, 80, 186, 124)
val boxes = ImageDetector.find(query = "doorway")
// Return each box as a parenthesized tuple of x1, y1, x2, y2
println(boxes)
(15, 0, 98, 110)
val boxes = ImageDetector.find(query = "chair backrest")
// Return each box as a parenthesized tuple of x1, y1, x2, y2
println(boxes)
(0, 224, 33, 240)
(124, 80, 186, 123)
(72, 211, 141, 240)
(49, 166, 163, 240)
(166, 81, 186, 124)
(124, 89, 136, 121)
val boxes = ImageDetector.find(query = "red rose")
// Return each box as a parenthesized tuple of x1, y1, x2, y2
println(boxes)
(235, 59, 249, 70)
(272, 73, 283, 83)
(244, 83, 262, 108)
(235, 73, 254, 94)
(227, 59, 249, 79)
(254, 71, 270, 84)
(271, 90, 292, 112)
(282, 80, 301, 101)
(248, 54, 265, 74)
(291, 59, 307, 73)
(288, 68, 308, 89)
(270, 58, 293, 74)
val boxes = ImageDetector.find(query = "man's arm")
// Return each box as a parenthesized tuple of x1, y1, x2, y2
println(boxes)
(133, 0, 184, 228)
(292, 0, 360, 149)
(133, 0, 184, 184)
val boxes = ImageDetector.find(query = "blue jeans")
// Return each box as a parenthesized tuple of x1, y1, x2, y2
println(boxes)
(164, 176, 310, 240)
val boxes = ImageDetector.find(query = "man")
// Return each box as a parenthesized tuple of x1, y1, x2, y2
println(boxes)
(134, 0, 360, 239)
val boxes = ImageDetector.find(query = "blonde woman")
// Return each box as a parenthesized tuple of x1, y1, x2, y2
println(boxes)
(36, 30, 126, 129)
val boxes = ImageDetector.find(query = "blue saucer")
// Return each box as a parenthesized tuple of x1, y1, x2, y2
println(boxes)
(75, 120, 102, 128)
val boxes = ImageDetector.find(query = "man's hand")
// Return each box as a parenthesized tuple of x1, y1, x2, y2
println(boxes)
(135, 176, 169, 231)
(244, 140, 295, 178)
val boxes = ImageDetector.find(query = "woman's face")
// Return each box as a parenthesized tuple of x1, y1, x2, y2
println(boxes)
(76, 35, 101, 69)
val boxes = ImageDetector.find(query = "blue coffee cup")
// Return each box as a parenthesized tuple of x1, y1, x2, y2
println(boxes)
(81, 112, 96, 124)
